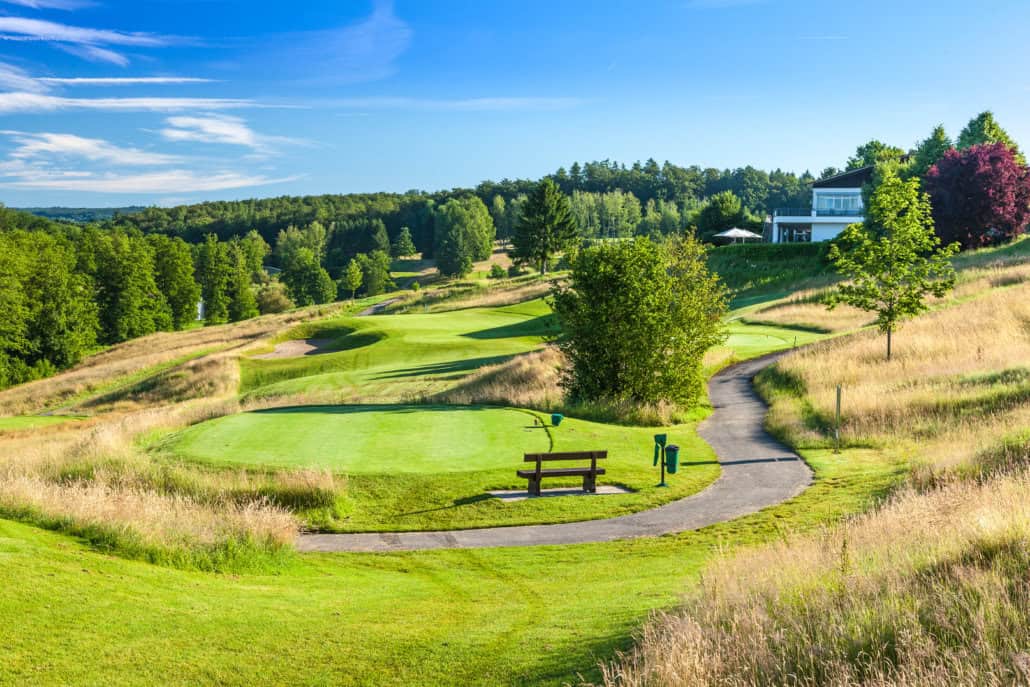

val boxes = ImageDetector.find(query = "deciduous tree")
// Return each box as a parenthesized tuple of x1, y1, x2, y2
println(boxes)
(828, 169, 958, 360)
(552, 236, 726, 407)
(909, 124, 953, 179)
(149, 234, 201, 329)
(341, 258, 363, 299)
(282, 247, 335, 306)
(924, 143, 1030, 249)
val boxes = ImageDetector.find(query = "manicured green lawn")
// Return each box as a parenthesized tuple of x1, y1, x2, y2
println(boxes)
(240, 299, 558, 401)
(171, 405, 551, 473)
(0, 446, 904, 687)
(163, 405, 721, 532)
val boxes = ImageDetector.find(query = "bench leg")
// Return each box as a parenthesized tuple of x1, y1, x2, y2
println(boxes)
(527, 477, 541, 496)
(582, 473, 596, 493)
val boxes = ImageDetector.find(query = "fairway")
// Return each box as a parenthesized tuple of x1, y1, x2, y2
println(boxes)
(170, 405, 550, 473)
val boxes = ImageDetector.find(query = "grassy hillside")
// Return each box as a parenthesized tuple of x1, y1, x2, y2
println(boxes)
(0, 237, 1025, 685)
(599, 249, 1030, 685)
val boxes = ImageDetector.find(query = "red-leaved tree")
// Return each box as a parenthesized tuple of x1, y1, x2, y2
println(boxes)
(924, 143, 1030, 249)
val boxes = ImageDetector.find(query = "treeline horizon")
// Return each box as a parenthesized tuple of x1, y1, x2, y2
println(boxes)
(17, 159, 816, 253)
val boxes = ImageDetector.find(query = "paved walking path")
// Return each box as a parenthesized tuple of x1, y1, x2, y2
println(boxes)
(298, 353, 812, 553)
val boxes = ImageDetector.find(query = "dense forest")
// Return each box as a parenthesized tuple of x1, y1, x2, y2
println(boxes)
(95, 160, 816, 256)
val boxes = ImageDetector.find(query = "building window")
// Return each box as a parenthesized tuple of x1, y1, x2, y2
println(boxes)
(779, 225, 812, 243)
(815, 192, 863, 214)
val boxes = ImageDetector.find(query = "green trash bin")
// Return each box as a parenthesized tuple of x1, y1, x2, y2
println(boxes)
(665, 444, 680, 474)
(551, 413, 564, 427)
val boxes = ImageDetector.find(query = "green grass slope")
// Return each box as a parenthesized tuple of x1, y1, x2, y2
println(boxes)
(0, 444, 902, 687)
(240, 300, 558, 401)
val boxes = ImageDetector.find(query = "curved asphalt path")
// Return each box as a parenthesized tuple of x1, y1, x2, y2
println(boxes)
(298, 352, 812, 553)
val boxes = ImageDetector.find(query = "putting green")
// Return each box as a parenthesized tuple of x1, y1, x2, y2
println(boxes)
(169, 405, 552, 473)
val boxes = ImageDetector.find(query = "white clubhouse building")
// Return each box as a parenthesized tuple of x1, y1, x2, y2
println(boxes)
(766, 166, 873, 243)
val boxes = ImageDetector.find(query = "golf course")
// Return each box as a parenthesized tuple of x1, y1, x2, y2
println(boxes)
(0, 234, 1026, 684)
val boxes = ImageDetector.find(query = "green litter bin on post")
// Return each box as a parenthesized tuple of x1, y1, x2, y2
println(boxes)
(665, 444, 680, 474)
(551, 413, 564, 427)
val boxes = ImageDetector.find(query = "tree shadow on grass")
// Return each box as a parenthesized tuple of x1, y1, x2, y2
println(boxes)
(391, 493, 497, 517)
(461, 314, 559, 340)
(250, 403, 510, 416)
(371, 354, 520, 380)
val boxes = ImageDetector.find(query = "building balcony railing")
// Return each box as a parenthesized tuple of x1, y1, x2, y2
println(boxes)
(773, 207, 812, 217)
(773, 207, 865, 218)
(815, 207, 864, 217)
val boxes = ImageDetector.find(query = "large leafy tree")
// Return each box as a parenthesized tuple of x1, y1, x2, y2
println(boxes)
(149, 234, 201, 329)
(957, 111, 1024, 164)
(92, 230, 171, 343)
(694, 190, 749, 242)
(552, 235, 726, 407)
(226, 239, 259, 321)
(355, 250, 393, 296)
(22, 232, 98, 370)
(239, 230, 270, 282)
(488, 195, 509, 242)
(828, 169, 958, 360)
(908, 124, 953, 179)
(281, 247, 335, 306)
(194, 234, 232, 325)
(846, 140, 906, 170)
(924, 143, 1030, 249)
(511, 178, 578, 273)
(434, 197, 495, 277)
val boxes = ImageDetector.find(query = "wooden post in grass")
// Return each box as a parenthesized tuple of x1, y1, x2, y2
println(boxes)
(834, 384, 842, 454)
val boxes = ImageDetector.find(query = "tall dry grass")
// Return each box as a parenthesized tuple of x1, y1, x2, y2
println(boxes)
(0, 304, 339, 415)
(598, 270, 1030, 686)
(422, 346, 694, 425)
(762, 281, 1030, 481)
(424, 347, 564, 408)
(747, 257, 1030, 335)
(599, 473, 1030, 686)
(0, 303, 355, 569)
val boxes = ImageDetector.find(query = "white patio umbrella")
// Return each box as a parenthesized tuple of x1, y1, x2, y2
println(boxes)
(714, 227, 763, 244)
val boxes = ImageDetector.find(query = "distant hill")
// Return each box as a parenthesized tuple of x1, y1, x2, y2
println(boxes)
(16, 206, 147, 223)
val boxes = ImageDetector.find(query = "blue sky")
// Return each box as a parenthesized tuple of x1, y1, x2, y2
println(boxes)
(0, 0, 1028, 207)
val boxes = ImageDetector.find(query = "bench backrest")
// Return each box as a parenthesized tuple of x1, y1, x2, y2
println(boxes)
(523, 451, 607, 463)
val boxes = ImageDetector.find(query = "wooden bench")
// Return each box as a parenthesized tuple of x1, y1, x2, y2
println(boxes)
(517, 451, 607, 496)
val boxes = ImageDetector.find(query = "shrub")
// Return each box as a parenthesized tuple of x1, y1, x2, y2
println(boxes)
(256, 283, 295, 314)
(488, 264, 506, 279)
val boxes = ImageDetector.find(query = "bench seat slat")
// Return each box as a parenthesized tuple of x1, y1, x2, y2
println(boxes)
(517, 468, 607, 478)
(523, 451, 607, 462)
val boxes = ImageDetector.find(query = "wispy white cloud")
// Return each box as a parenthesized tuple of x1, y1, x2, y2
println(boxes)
(0, 0, 95, 9)
(37, 76, 216, 86)
(0, 17, 169, 46)
(0, 16, 179, 65)
(327, 96, 587, 112)
(0, 61, 47, 92)
(160, 113, 302, 154)
(0, 92, 255, 113)
(57, 43, 132, 66)
(0, 168, 298, 193)
(2, 130, 180, 165)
